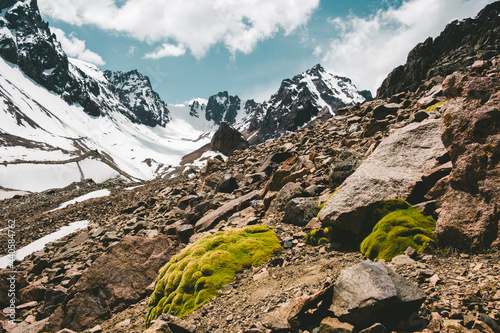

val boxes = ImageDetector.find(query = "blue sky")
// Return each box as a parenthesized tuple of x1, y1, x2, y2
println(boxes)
(38, 0, 494, 104)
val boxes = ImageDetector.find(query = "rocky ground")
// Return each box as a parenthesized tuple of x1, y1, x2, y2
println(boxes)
(1, 54, 499, 333)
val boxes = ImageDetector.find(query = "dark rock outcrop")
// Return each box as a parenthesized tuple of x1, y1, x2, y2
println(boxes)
(104, 70, 170, 127)
(210, 122, 249, 156)
(205, 91, 241, 125)
(377, 2, 500, 99)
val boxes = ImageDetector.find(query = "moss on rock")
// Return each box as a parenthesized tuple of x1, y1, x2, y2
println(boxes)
(305, 226, 334, 246)
(145, 225, 281, 326)
(425, 101, 448, 112)
(360, 200, 436, 261)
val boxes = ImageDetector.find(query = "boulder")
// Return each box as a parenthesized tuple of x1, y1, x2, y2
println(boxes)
(283, 197, 319, 226)
(267, 182, 304, 214)
(319, 317, 354, 333)
(195, 190, 262, 232)
(329, 261, 425, 327)
(215, 174, 239, 194)
(436, 72, 500, 250)
(319, 119, 446, 241)
(43, 236, 177, 332)
(210, 122, 249, 156)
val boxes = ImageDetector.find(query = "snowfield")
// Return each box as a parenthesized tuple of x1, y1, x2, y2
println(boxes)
(0, 57, 211, 192)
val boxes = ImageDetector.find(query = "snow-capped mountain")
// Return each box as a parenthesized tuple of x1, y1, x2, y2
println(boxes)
(0, 0, 206, 193)
(0, 0, 370, 193)
(104, 70, 170, 127)
(175, 64, 371, 144)
(247, 64, 371, 143)
(0, 0, 169, 127)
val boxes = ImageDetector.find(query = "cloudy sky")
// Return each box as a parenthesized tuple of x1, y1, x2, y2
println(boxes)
(38, 0, 494, 104)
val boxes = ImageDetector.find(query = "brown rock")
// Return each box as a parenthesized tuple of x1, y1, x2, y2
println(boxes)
(18, 283, 46, 303)
(436, 72, 500, 250)
(43, 235, 177, 332)
(195, 190, 262, 232)
(319, 317, 354, 333)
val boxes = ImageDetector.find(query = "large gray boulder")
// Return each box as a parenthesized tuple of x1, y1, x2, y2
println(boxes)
(330, 261, 426, 327)
(319, 119, 446, 239)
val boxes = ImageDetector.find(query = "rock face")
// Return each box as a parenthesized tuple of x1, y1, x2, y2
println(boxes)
(434, 68, 500, 250)
(104, 70, 170, 127)
(210, 122, 249, 156)
(377, 2, 500, 98)
(330, 261, 426, 327)
(250, 64, 370, 143)
(319, 119, 447, 240)
(205, 91, 242, 125)
(44, 236, 177, 332)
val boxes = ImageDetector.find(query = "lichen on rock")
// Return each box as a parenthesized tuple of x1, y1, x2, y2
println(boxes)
(145, 225, 281, 326)
(360, 200, 436, 261)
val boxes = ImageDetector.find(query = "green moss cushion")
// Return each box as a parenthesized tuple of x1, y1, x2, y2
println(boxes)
(360, 201, 436, 261)
(145, 225, 281, 326)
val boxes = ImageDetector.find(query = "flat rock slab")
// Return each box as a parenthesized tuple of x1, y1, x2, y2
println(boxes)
(195, 190, 262, 232)
(330, 261, 425, 327)
(319, 119, 446, 238)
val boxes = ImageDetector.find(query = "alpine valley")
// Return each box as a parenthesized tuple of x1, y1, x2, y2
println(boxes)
(0, 0, 370, 194)
(0, 1, 499, 333)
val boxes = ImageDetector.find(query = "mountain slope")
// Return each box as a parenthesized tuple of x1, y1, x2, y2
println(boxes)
(0, 56, 210, 192)
(0, 0, 169, 127)
(377, 1, 500, 98)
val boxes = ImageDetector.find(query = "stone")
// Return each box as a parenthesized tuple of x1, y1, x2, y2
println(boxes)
(215, 174, 239, 194)
(319, 317, 354, 333)
(372, 103, 400, 120)
(391, 254, 417, 266)
(175, 224, 194, 243)
(259, 152, 295, 175)
(195, 190, 262, 232)
(329, 261, 425, 327)
(283, 197, 319, 226)
(152, 313, 196, 333)
(436, 72, 500, 250)
(43, 236, 177, 332)
(267, 182, 304, 214)
(358, 323, 386, 333)
(429, 274, 441, 286)
(18, 283, 46, 303)
(115, 319, 131, 328)
(89, 325, 103, 333)
(304, 217, 322, 231)
(442, 319, 466, 333)
(0, 271, 28, 309)
(210, 122, 249, 156)
(319, 119, 446, 240)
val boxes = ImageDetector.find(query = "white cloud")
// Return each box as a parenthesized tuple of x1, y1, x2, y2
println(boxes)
(144, 43, 186, 59)
(39, 0, 320, 59)
(50, 27, 106, 66)
(319, 0, 495, 95)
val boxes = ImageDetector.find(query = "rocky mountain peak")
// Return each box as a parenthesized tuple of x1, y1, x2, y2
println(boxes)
(104, 69, 170, 127)
(377, 1, 500, 98)
(250, 63, 369, 143)
(205, 91, 242, 125)
(0, 0, 169, 127)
